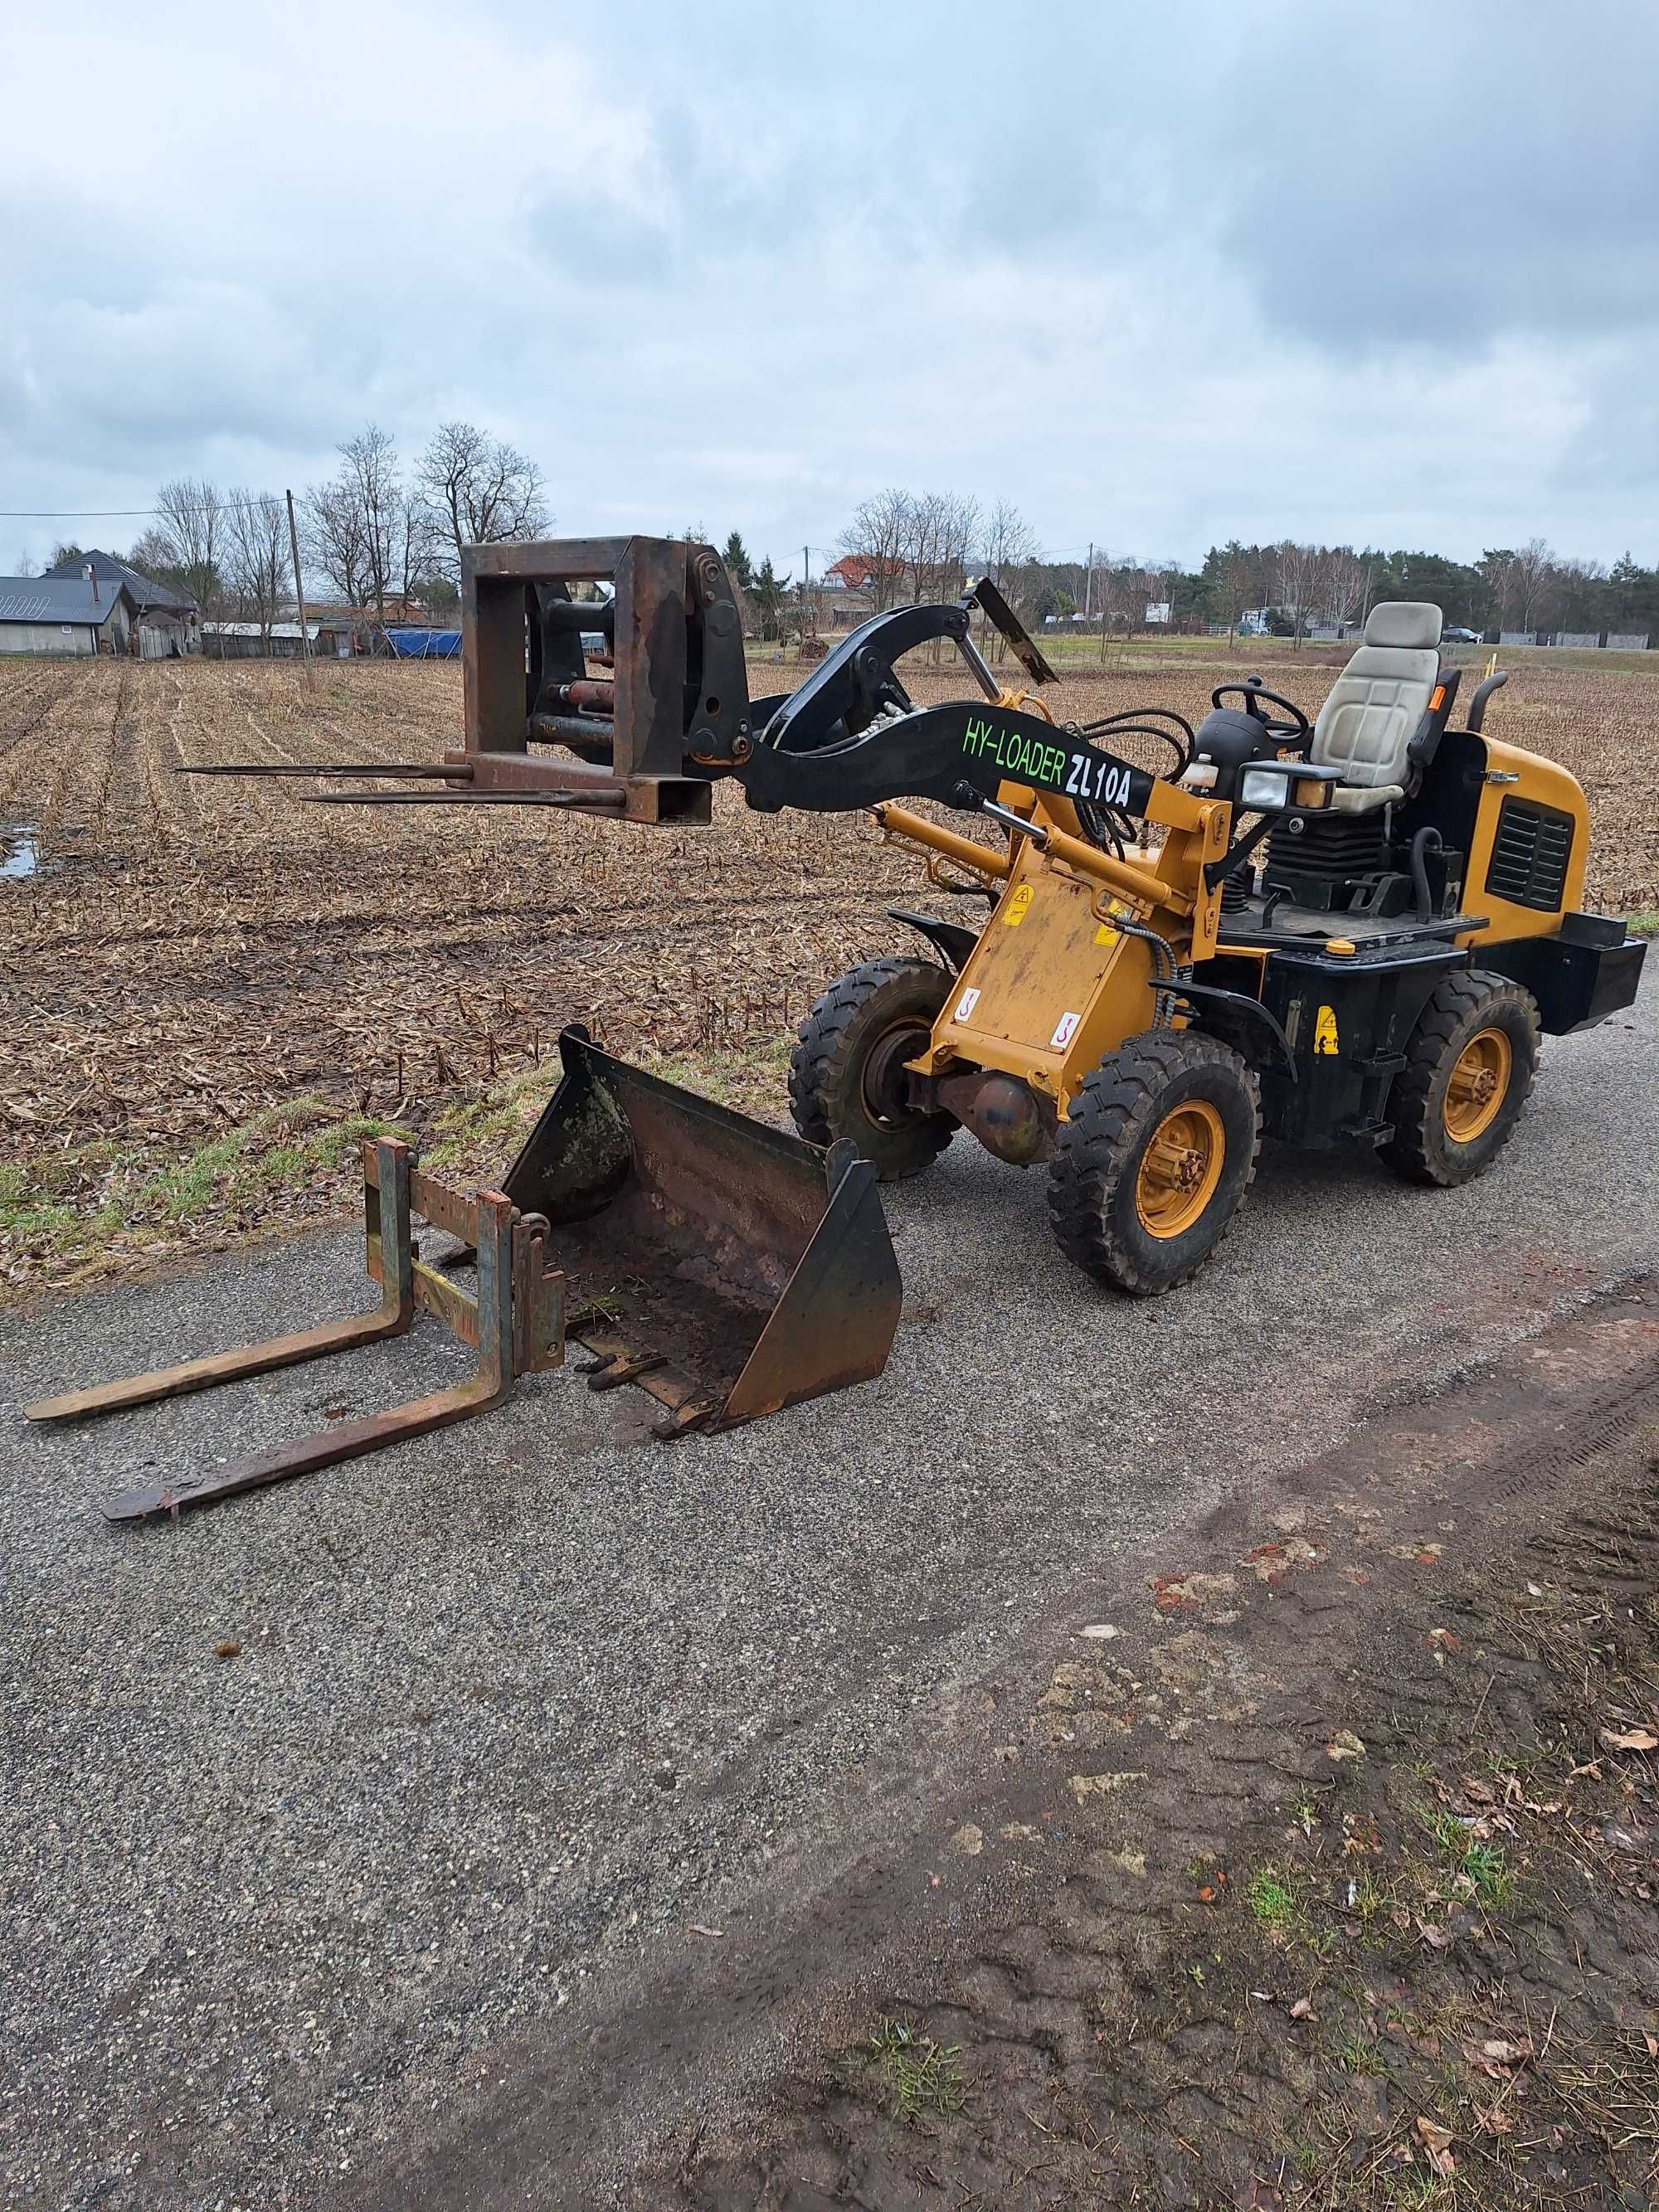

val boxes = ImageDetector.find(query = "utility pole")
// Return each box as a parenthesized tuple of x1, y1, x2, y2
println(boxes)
(1083, 541, 1093, 620)
(285, 489, 315, 691)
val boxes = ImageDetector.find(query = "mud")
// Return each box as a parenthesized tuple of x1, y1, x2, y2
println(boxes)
(356, 1281, 1659, 2212)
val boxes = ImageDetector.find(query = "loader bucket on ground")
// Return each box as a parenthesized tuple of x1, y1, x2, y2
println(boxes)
(503, 1028, 901, 1432)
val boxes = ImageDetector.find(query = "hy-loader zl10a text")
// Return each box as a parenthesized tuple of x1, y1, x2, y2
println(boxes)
(28, 537, 1644, 1514)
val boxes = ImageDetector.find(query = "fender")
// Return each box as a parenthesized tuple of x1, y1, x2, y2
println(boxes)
(885, 906, 980, 974)
(1171, 980, 1298, 1082)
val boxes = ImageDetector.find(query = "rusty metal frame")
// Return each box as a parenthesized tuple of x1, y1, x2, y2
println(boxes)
(179, 537, 750, 825)
(24, 1140, 565, 1522)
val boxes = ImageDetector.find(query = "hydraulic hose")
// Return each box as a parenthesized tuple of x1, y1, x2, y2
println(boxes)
(1410, 827, 1443, 923)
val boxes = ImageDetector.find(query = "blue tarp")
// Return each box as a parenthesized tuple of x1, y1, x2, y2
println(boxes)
(385, 627, 461, 659)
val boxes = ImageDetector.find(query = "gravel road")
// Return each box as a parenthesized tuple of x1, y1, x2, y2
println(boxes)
(2, 966, 1654, 2208)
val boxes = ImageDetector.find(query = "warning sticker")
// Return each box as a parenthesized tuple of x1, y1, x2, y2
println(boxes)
(1314, 1004, 1339, 1055)
(1050, 1010, 1082, 1050)
(1003, 883, 1034, 926)
(953, 985, 982, 1023)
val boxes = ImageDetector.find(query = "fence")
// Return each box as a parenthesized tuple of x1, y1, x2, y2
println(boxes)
(1498, 629, 1649, 650)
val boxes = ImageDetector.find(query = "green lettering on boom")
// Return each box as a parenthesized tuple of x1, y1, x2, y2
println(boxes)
(956, 719, 1073, 790)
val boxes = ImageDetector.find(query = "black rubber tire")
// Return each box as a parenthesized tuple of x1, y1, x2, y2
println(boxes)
(1047, 1030, 1262, 1296)
(1380, 970, 1540, 1188)
(789, 957, 956, 1179)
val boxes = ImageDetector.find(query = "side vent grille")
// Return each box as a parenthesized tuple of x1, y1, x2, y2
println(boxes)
(1486, 797, 1574, 912)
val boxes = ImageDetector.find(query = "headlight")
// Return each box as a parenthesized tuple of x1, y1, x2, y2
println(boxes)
(1238, 765, 1295, 809)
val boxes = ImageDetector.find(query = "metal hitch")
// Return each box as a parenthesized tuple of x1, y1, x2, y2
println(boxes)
(502, 1027, 902, 1436)
(23, 1140, 564, 1521)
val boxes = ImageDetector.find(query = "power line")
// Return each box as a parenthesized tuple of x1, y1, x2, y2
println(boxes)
(0, 507, 164, 518)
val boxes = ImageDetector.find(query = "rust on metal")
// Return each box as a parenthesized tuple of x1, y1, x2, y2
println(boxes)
(165, 539, 741, 824)
(27, 1024, 902, 1521)
(26, 1141, 566, 1522)
(27, 1142, 418, 1425)
(177, 761, 474, 780)
(502, 1027, 902, 1432)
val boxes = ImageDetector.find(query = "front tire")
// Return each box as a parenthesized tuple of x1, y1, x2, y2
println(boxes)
(789, 957, 956, 1180)
(1381, 970, 1540, 1187)
(1047, 1030, 1262, 1295)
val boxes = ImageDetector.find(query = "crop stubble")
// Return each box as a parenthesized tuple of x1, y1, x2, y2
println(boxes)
(0, 652, 1652, 1289)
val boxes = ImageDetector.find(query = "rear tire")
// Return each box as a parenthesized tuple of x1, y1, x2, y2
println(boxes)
(789, 957, 956, 1180)
(1381, 970, 1540, 1187)
(1047, 1030, 1262, 1295)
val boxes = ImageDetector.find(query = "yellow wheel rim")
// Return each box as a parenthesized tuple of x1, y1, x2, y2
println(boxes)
(1443, 1026, 1511, 1142)
(1135, 1100, 1225, 1238)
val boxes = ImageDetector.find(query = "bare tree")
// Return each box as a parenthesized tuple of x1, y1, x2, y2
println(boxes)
(975, 499, 1040, 657)
(936, 492, 981, 600)
(152, 478, 225, 612)
(839, 489, 912, 612)
(1510, 537, 1554, 630)
(417, 421, 549, 580)
(1142, 561, 1182, 627)
(224, 490, 288, 649)
(1274, 541, 1323, 648)
(901, 490, 980, 605)
(980, 498, 1038, 581)
(304, 474, 371, 610)
(394, 497, 440, 610)
(305, 425, 403, 625)
(1553, 555, 1606, 633)
(1321, 545, 1368, 630)
(1094, 557, 1139, 659)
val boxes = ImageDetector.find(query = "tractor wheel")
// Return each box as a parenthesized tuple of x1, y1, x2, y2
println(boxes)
(789, 957, 957, 1180)
(1381, 970, 1540, 1188)
(1048, 1030, 1262, 1295)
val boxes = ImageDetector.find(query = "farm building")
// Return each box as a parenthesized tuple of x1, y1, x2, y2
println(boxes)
(0, 575, 136, 656)
(201, 620, 353, 659)
(42, 549, 199, 655)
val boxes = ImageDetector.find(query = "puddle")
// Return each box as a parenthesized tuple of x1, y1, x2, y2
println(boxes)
(1, 824, 41, 880)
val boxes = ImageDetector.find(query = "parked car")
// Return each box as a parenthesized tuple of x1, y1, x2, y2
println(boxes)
(1443, 625, 1481, 643)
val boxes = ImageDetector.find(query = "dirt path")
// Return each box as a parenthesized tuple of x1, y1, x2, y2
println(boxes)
(357, 1282, 1659, 2212)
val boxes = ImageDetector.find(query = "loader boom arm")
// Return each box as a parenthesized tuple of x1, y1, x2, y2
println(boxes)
(737, 695, 1160, 819)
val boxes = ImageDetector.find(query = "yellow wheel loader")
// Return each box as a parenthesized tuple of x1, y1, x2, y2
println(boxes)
(736, 586, 1642, 1294)
(30, 540, 1646, 1513)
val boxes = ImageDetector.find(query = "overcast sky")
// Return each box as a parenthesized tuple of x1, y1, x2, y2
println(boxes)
(4, 0, 1656, 576)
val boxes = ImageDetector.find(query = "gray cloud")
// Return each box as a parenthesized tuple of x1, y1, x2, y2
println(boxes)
(1217, 2, 1659, 348)
(1, 0, 1655, 575)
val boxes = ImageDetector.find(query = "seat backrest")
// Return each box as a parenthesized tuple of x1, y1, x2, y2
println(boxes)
(1309, 602, 1443, 788)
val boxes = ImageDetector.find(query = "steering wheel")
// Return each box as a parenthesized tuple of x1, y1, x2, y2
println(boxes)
(1209, 679, 1311, 749)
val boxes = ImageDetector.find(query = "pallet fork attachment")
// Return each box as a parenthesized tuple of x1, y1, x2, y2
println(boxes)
(26, 1048, 903, 1519)
(24, 1140, 564, 1521)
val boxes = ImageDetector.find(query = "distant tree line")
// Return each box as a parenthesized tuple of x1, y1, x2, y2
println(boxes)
(51, 463, 1659, 653)
(66, 422, 550, 645)
(831, 495, 1659, 644)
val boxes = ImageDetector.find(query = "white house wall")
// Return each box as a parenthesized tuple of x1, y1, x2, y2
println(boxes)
(0, 623, 96, 655)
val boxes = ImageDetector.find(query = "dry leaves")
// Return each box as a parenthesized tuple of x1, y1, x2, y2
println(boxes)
(1414, 2116, 1457, 2176)
(1601, 1724, 1659, 1754)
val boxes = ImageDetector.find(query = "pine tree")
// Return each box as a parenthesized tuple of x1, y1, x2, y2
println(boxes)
(751, 556, 791, 640)
(721, 531, 754, 591)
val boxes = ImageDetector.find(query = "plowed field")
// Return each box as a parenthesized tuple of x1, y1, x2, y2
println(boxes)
(1, 651, 1652, 1293)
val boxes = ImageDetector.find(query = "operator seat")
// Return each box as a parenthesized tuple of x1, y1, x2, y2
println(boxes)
(1311, 601, 1443, 814)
